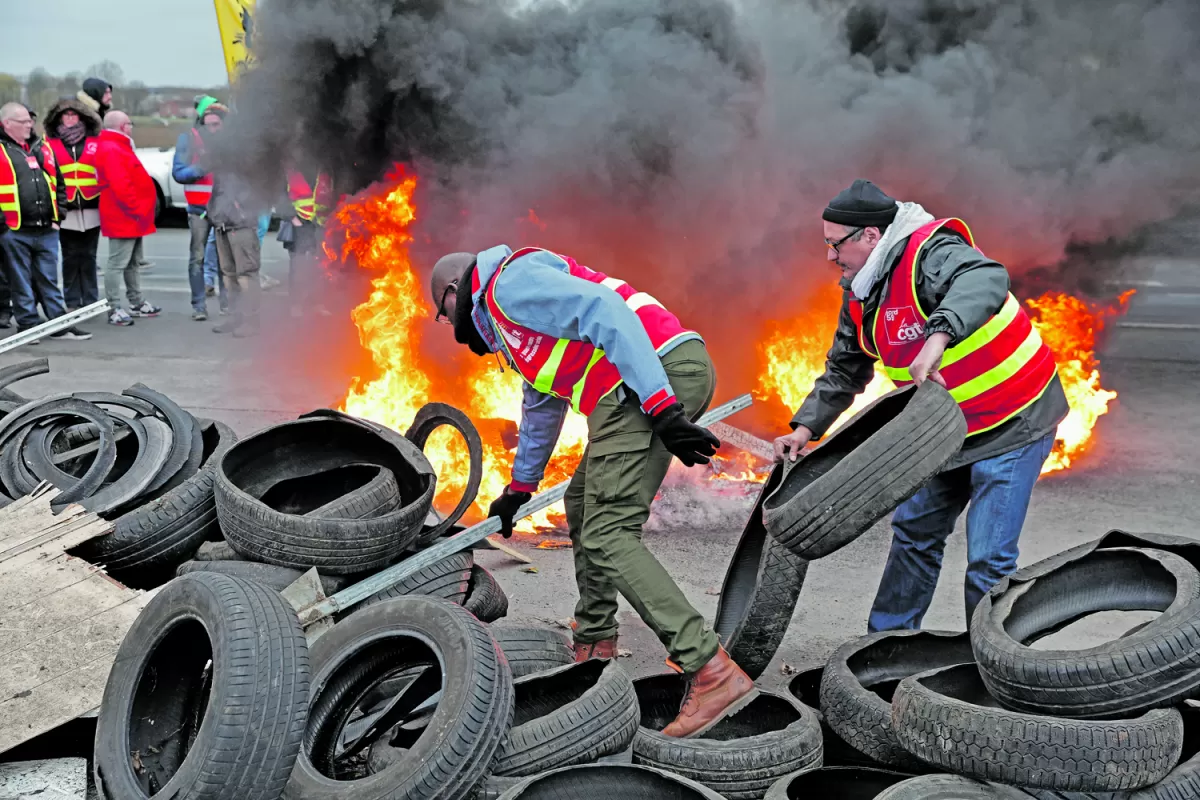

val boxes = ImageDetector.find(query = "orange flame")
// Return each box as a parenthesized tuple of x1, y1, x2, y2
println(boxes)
(756, 283, 1133, 477)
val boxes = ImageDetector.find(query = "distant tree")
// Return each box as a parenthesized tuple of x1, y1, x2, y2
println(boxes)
(25, 68, 60, 119)
(84, 61, 125, 88)
(122, 80, 152, 116)
(58, 71, 81, 95)
(0, 74, 22, 106)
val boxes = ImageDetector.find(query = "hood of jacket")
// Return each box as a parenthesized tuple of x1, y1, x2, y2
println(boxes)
(44, 97, 102, 138)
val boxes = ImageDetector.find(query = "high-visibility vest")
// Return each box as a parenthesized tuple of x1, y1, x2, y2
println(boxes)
(287, 169, 334, 224)
(476, 247, 693, 416)
(849, 218, 1058, 436)
(48, 138, 100, 202)
(183, 129, 213, 207)
(0, 140, 59, 230)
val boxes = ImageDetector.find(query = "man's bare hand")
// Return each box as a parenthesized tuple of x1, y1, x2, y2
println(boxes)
(773, 426, 813, 463)
(292, 216, 303, 227)
(910, 332, 951, 388)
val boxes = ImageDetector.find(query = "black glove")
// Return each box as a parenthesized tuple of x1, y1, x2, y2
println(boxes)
(650, 402, 721, 466)
(487, 485, 533, 538)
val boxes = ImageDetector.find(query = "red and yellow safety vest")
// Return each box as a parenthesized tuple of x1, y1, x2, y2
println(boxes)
(476, 247, 693, 416)
(48, 138, 99, 203)
(287, 169, 335, 224)
(849, 218, 1058, 435)
(183, 129, 213, 208)
(0, 140, 59, 230)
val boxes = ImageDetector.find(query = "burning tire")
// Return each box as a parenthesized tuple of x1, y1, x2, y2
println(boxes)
(971, 546, 1200, 719)
(714, 463, 809, 679)
(284, 595, 514, 800)
(491, 625, 574, 678)
(762, 383, 966, 560)
(493, 660, 639, 776)
(819, 630, 973, 770)
(494, 764, 726, 799)
(93, 571, 309, 799)
(874, 774, 1036, 799)
(356, 550, 474, 610)
(464, 564, 509, 622)
(78, 421, 237, 584)
(632, 675, 823, 800)
(891, 663, 1183, 792)
(763, 766, 914, 800)
(215, 412, 436, 575)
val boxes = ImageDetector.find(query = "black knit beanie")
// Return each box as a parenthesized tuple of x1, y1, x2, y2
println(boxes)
(822, 179, 898, 228)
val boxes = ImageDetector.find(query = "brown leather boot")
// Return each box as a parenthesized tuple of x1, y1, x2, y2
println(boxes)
(662, 647, 757, 738)
(573, 637, 618, 662)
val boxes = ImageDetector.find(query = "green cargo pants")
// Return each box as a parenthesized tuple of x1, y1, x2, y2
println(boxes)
(564, 338, 720, 674)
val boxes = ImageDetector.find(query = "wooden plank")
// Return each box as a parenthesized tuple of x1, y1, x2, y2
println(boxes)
(0, 552, 111, 615)
(0, 658, 113, 753)
(0, 573, 135, 654)
(0, 594, 150, 697)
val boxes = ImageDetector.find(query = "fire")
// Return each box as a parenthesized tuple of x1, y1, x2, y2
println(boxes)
(756, 283, 1133, 477)
(1026, 290, 1134, 474)
(331, 171, 584, 532)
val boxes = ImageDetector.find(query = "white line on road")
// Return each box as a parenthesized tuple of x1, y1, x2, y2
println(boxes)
(1116, 322, 1200, 331)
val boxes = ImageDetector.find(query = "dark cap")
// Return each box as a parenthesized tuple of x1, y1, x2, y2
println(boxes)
(822, 179, 898, 228)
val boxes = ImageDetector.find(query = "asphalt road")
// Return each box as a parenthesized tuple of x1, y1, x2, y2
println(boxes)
(1, 226, 1197, 690)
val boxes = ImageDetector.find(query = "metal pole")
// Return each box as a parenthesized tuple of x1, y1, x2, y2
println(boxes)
(0, 300, 109, 354)
(298, 392, 755, 626)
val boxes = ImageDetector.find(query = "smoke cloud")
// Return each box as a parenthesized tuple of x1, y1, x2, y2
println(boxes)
(225, 0, 1200, 391)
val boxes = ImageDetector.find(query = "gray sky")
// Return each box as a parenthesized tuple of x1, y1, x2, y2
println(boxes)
(4, 0, 229, 87)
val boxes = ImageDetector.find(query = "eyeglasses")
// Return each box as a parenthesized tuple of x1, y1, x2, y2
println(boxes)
(434, 280, 457, 324)
(825, 228, 863, 255)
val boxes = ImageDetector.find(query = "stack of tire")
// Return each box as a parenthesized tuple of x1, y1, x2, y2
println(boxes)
(0, 358, 238, 586)
(767, 530, 1200, 799)
(178, 402, 510, 618)
(93, 571, 651, 800)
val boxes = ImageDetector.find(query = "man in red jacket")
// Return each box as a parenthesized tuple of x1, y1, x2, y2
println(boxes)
(93, 111, 161, 327)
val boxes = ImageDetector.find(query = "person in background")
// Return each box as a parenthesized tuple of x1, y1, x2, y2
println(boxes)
(0, 102, 91, 340)
(44, 96, 103, 311)
(285, 164, 335, 317)
(76, 78, 113, 120)
(207, 121, 264, 337)
(93, 111, 161, 327)
(172, 96, 227, 321)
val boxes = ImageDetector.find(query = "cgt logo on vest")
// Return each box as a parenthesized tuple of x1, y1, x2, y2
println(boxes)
(884, 306, 925, 346)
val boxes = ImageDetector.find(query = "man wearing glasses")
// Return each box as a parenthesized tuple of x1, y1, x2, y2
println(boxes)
(429, 245, 757, 738)
(773, 179, 1067, 633)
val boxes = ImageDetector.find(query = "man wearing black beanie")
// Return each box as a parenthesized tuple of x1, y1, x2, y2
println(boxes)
(772, 179, 1069, 632)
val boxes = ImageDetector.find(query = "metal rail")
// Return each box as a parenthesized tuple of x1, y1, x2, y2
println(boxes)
(297, 392, 754, 626)
(0, 300, 109, 354)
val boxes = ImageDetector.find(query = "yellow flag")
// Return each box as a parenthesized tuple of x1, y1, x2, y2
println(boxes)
(213, 0, 257, 82)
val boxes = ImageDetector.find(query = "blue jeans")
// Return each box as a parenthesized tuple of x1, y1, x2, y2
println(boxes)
(868, 433, 1056, 633)
(0, 227, 67, 329)
(203, 227, 226, 309)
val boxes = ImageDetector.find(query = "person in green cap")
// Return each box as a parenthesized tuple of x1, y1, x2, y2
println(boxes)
(172, 95, 228, 321)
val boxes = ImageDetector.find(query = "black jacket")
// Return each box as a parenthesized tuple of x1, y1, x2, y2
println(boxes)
(0, 131, 66, 233)
(791, 230, 1069, 469)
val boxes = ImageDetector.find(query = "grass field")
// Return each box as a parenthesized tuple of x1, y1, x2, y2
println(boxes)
(130, 117, 191, 150)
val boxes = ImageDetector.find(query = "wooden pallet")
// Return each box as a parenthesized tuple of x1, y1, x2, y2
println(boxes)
(0, 485, 155, 754)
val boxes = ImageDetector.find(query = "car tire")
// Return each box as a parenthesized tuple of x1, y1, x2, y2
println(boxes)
(714, 463, 809, 679)
(762, 383, 966, 560)
(491, 625, 575, 678)
(93, 571, 309, 799)
(972, 547, 1200, 719)
(284, 595, 514, 800)
(763, 766, 915, 800)
(464, 564, 509, 622)
(495, 764, 727, 799)
(820, 629, 973, 770)
(633, 676, 823, 800)
(892, 663, 1183, 792)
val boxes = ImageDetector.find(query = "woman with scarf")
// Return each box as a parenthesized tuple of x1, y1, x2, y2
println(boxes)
(772, 179, 1068, 634)
(45, 97, 104, 309)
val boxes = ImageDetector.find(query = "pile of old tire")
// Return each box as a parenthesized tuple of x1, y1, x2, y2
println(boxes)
(777, 530, 1200, 797)
(0, 359, 239, 586)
